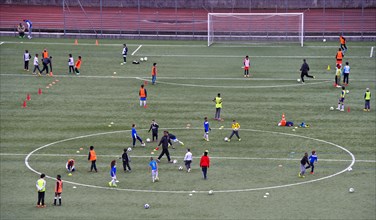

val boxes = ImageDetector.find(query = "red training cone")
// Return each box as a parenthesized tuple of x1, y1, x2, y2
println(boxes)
(22, 100, 27, 108)
(38, 88, 42, 95)
(144, 81, 148, 85)
(347, 107, 350, 112)
(26, 93, 31, 101)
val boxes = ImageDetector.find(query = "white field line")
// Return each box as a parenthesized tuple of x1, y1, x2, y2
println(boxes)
(135, 54, 371, 59)
(0, 42, 4, 45)
(371, 46, 374, 58)
(131, 45, 142, 56)
(1, 152, 374, 163)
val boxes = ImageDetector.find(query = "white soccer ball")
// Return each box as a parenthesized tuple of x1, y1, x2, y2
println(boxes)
(348, 167, 353, 171)
(140, 58, 144, 62)
(178, 166, 183, 170)
(346, 90, 349, 94)
(297, 78, 301, 82)
(224, 137, 229, 142)
(127, 147, 132, 152)
(141, 143, 146, 147)
(323, 39, 326, 42)
(208, 190, 213, 195)
(146, 138, 151, 143)
(349, 188, 355, 193)
(155, 177, 159, 182)
(144, 204, 150, 209)
(173, 159, 177, 164)
(28, 36, 32, 39)
(144, 57, 148, 61)
(330, 107, 334, 111)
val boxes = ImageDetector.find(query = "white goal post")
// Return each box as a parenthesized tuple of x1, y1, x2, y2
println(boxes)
(208, 13, 304, 47)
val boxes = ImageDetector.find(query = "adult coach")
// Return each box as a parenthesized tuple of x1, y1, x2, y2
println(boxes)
(213, 93, 222, 121)
(157, 131, 173, 163)
(300, 59, 315, 83)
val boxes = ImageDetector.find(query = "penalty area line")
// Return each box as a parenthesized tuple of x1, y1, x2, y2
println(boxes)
(131, 45, 142, 56)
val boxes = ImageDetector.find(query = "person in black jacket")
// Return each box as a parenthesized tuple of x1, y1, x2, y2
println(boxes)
(148, 119, 159, 142)
(121, 148, 131, 172)
(300, 59, 315, 83)
(40, 56, 52, 75)
(157, 131, 173, 163)
(299, 152, 310, 178)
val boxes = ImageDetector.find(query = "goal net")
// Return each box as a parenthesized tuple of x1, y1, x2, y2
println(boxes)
(208, 13, 304, 47)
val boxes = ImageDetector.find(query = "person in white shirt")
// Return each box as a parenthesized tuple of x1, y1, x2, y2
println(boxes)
(68, 54, 74, 74)
(33, 54, 41, 75)
(342, 62, 350, 86)
(122, 44, 128, 64)
(243, 55, 250, 78)
(24, 50, 31, 71)
(184, 148, 192, 172)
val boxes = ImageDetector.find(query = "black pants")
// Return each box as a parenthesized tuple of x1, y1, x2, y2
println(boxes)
(90, 160, 97, 172)
(132, 135, 143, 147)
(37, 191, 45, 205)
(123, 161, 131, 171)
(343, 73, 349, 84)
(306, 163, 315, 172)
(301, 72, 313, 82)
(69, 65, 74, 73)
(24, 60, 29, 70)
(152, 131, 158, 141)
(75, 67, 80, 74)
(229, 130, 240, 139)
(202, 166, 208, 179)
(158, 148, 171, 161)
(40, 63, 49, 74)
(123, 56, 127, 63)
(335, 75, 339, 85)
(33, 65, 41, 73)
(215, 108, 221, 119)
(341, 44, 347, 51)
(185, 160, 192, 169)
(19, 32, 25, 37)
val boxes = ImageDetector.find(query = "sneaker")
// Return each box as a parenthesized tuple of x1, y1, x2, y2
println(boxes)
(157, 159, 160, 163)
(336, 108, 340, 110)
(368, 109, 371, 112)
(36, 205, 41, 208)
(364, 109, 368, 112)
(228, 139, 231, 142)
(310, 172, 314, 174)
(206, 139, 209, 142)
(238, 138, 241, 141)
(41, 205, 46, 208)
(313, 76, 316, 79)
(340, 109, 344, 112)
(188, 168, 191, 173)
(112, 184, 117, 187)
(243, 75, 246, 78)
(168, 161, 173, 163)
(115, 180, 120, 183)
(298, 173, 301, 177)
(108, 182, 112, 186)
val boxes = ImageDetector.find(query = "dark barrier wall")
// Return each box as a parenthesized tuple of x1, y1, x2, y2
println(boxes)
(2, 0, 376, 8)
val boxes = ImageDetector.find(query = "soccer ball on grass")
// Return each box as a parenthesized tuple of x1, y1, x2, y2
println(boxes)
(127, 147, 132, 152)
(224, 137, 229, 142)
(146, 138, 151, 143)
(144, 204, 150, 209)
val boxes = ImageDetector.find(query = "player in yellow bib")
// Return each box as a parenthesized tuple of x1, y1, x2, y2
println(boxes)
(213, 93, 222, 121)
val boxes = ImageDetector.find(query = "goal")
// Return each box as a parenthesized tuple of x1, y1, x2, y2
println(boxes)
(207, 13, 304, 47)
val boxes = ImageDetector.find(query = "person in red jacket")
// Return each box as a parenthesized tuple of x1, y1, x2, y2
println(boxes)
(200, 150, 210, 180)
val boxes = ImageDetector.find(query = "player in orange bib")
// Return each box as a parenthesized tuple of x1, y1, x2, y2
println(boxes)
(139, 84, 147, 107)
(339, 35, 347, 53)
(53, 175, 63, 206)
(151, 63, 157, 85)
(74, 56, 82, 75)
(335, 48, 343, 66)
(243, 55, 250, 78)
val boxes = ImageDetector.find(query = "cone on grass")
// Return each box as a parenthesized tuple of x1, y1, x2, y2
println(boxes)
(49, 72, 54, 77)
(38, 88, 42, 95)
(347, 107, 350, 112)
(144, 81, 148, 85)
(74, 39, 78, 45)
(22, 100, 27, 108)
(26, 93, 31, 101)
(327, 65, 331, 71)
(95, 39, 99, 45)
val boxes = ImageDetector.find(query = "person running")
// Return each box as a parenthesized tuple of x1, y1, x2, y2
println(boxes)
(305, 151, 318, 174)
(23, 50, 31, 71)
(74, 56, 82, 75)
(168, 132, 184, 147)
(157, 131, 173, 163)
(42, 49, 49, 60)
(66, 159, 75, 172)
(53, 175, 63, 206)
(40, 56, 53, 76)
(132, 124, 144, 147)
(23, 19, 32, 39)
(228, 120, 241, 142)
(335, 48, 344, 66)
(139, 84, 147, 107)
(121, 148, 131, 172)
(109, 160, 117, 187)
(299, 152, 310, 178)
(342, 62, 350, 86)
(300, 59, 315, 83)
(148, 119, 159, 142)
(213, 93, 222, 121)
(32, 54, 41, 76)
(88, 146, 98, 172)
(200, 150, 210, 180)
(203, 117, 211, 141)
(364, 88, 371, 112)
(68, 54, 74, 74)
(151, 63, 157, 85)
(184, 148, 192, 172)
(122, 44, 128, 64)
(243, 55, 250, 78)
(36, 173, 46, 208)
(149, 157, 159, 182)
(336, 86, 346, 112)
(340, 35, 347, 53)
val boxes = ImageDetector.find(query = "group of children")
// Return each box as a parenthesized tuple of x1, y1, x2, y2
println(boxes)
(35, 173, 63, 208)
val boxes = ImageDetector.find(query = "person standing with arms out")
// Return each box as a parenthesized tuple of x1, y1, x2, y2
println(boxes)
(200, 150, 210, 180)
(228, 119, 241, 142)
(121, 148, 131, 172)
(157, 131, 173, 163)
(24, 50, 31, 71)
(17, 23, 25, 38)
(305, 151, 318, 174)
(243, 55, 250, 78)
(342, 62, 350, 86)
(151, 63, 157, 85)
(88, 146, 98, 172)
(335, 48, 344, 66)
(139, 84, 147, 108)
(132, 124, 145, 147)
(339, 35, 347, 53)
(36, 173, 46, 208)
(299, 152, 310, 178)
(53, 175, 63, 206)
(148, 119, 159, 142)
(109, 160, 117, 187)
(336, 86, 346, 112)
(300, 59, 315, 83)
(74, 56, 82, 75)
(122, 44, 128, 64)
(213, 93, 222, 121)
(66, 159, 75, 172)
(149, 157, 159, 183)
(68, 54, 74, 74)
(32, 54, 41, 76)
(364, 88, 371, 112)
(23, 19, 32, 39)
(203, 117, 211, 141)
(184, 148, 192, 172)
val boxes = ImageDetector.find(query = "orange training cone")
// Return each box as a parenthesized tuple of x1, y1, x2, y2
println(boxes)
(74, 39, 78, 45)
(22, 100, 27, 108)
(26, 93, 31, 101)
(95, 39, 99, 45)
(144, 81, 148, 85)
(38, 88, 42, 95)
(49, 72, 54, 77)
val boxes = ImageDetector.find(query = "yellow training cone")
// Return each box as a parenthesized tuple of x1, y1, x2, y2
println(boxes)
(327, 65, 331, 71)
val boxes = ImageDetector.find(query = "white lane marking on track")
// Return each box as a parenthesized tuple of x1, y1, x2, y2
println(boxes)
(24, 128, 355, 194)
(131, 45, 142, 56)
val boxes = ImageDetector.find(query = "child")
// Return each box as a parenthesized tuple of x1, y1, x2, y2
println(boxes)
(122, 44, 128, 64)
(243, 55, 250, 78)
(340, 35, 347, 53)
(184, 148, 192, 172)
(132, 124, 144, 147)
(200, 150, 210, 180)
(88, 146, 97, 172)
(299, 152, 310, 178)
(342, 62, 350, 86)
(334, 63, 342, 88)
(66, 159, 75, 172)
(109, 160, 117, 187)
(151, 63, 157, 85)
(121, 148, 131, 172)
(228, 120, 241, 142)
(203, 117, 211, 141)
(148, 119, 159, 142)
(53, 175, 63, 206)
(32, 54, 41, 76)
(75, 56, 82, 75)
(149, 157, 159, 182)
(336, 86, 346, 112)
(168, 132, 184, 147)
(305, 151, 318, 174)
(24, 50, 31, 71)
(139, 84, 147, 107)
(40, 56, 52, 76)
(68, 54, 74, 74)
(364, 88, 371, 111)
(36, 173, 46, 208)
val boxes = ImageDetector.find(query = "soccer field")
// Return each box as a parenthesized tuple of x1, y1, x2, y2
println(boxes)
(0, 36, 375, 220)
